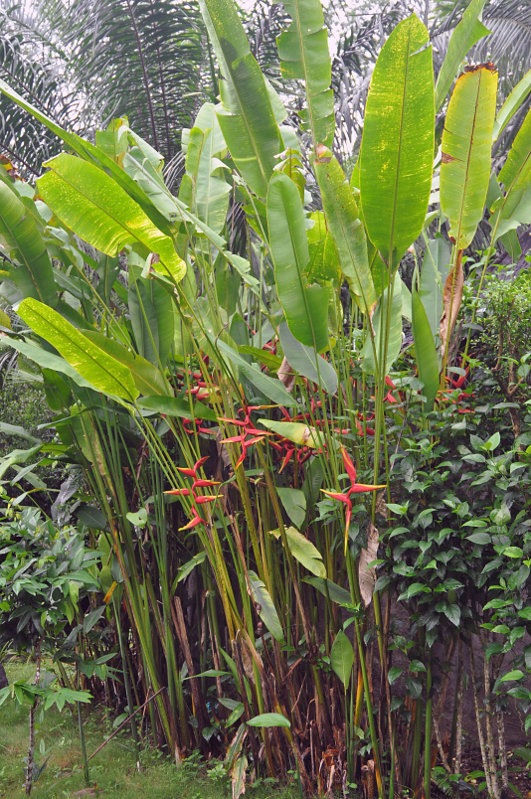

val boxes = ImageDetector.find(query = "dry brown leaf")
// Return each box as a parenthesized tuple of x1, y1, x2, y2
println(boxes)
(278, 356, 296, 392)
(358, 522, 379, 607)
(439, 250, 464, 357)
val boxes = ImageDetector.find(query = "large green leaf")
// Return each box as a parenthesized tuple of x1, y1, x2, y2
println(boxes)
(411, 290, 439, 412)
(37, 154, 185, 284)
(314, 152, 376, 311)
(277, 0, 334, 148)
(330, 630, 354, 689)
(434, 0, 490, 112)
(248, 571, 284, 642)
(440, 66, 497, 249)
(182, 103, 231, 235)
(490, 106, 531, 241)
(278, 322, 338, 395)
(267, 173, 330, 351)
(270, 526, 326, 578)
(360, 15, 434, 266)
(128, 277, 174, 367)
(199, 0, 284, 197)
(0, 180, 56, 306)
(17, 298, 138, 401)
(492, 69, 531, 143)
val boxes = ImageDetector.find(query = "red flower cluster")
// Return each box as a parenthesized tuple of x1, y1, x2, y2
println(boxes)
(322, 448, 385, 553)
(165, 456, 221, 530)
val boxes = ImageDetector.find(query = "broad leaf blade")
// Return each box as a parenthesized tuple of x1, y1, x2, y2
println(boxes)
(434, 0, 490, 112)
(330, 630, 354, 689)
(277, 0, 334, 148)
(314, 152, 376, 311)
(200, 0, 284, 197)
(267, 173, 330, 352)
(17, 298, 138, 400)
(0, 181, 56, 306)
(440, 66, 498, 249)
(411, 289, 439, 412)
(360, 15, 434, 265)
(38, 154, 185, 284)
(248, 571, 284, 642)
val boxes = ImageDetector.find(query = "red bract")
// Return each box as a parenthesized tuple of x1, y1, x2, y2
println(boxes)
(322, 448, 385, 553)
(165, 456, 221, 530)
(219, 406, 272, 468)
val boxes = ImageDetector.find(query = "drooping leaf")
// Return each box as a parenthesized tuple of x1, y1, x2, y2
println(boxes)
(330, 630, 354, 689)
(411, 290, 439, 412)
(0, 180, 56, 306)
(360, 15, 435, 265)
(278, 323, 337, 395)
(358, 522, 379, 607)
(314, 151, 375, 311)
(270, 526, 326, 578)
(267, 173, 330, 352)
(440, 65, 498, 249)
(434, 0, 490, 112)
(128, 277, 174, 367)
(37, 154, 185, 284)
(277, 0, 334, 148)
(199, 0, 284, 197)
(137, 396, 217, 421)
(259, 419, 326, 449)
(248, 571, 284, 642)
(276, 487, 307, 529)
(17, 298, 138, 401)
(231, 754, 247, 799)
(303, 576, 352, 606)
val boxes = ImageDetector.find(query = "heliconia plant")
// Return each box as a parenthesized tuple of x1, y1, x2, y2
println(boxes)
(0, 0, 529, 796)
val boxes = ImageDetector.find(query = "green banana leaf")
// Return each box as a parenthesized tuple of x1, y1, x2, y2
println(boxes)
(492, 69, 531, 142)
(314, 151, 376, 312)
(37, 153, 185, 284)
(0, 78, 227, 251)
(359, 15, 434, 266)
(267, 173, 330, 352)
(440, 65, 498, 249)
(0, 180, 56, 306)
(434, 0, 490, 112)
(490, 106, 531, 241)
(17, 298, 138, 401)
(128, 277, 174, 367)
(199, 0, 284, 197)
(277, 0, 334, 148)
(411, 289, 439, 412)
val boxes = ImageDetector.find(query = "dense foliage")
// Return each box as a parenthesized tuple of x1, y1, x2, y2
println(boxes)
(0, 1, 529, 797)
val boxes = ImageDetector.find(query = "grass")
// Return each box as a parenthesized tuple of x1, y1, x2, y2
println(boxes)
(0, 659, 301, 799)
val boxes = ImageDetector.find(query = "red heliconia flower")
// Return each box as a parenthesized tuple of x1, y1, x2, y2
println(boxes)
(219, 405, 272, 468)
(165, 456, 221, 530)
(322, 448, 385, 553)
